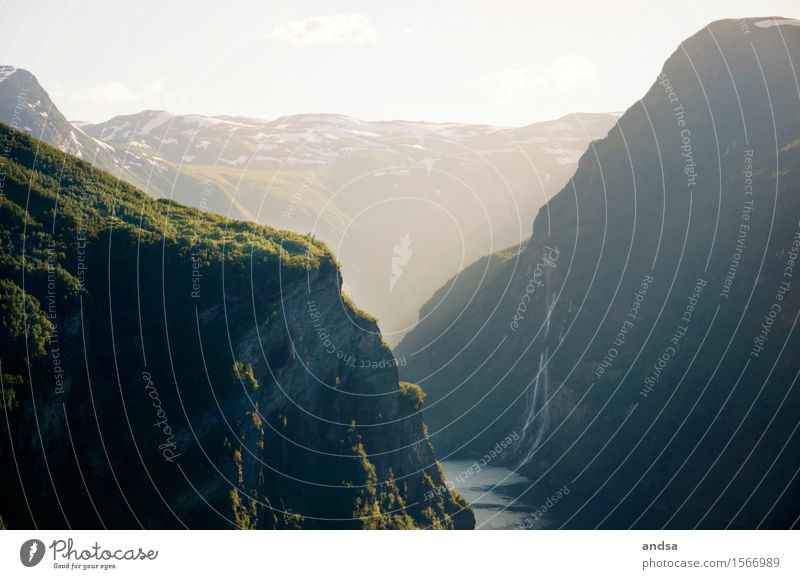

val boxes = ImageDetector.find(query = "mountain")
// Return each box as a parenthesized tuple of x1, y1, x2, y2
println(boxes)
(397, 17, 800, 529)
(77, 110, 617, 343)
(0, 65, 134, 178)
(0, 68, 617, 341)
(0, 122, 474, 529)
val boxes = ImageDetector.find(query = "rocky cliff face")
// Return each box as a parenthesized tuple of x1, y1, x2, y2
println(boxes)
(398, 18, 800, 528)
(0, 122, 473, 529)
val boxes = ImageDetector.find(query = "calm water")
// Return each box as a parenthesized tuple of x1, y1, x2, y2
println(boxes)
(442, 460, 680, 529)
(442, 459, 555, 530)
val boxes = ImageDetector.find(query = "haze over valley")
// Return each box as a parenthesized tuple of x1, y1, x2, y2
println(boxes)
(0, 67, 616, 341)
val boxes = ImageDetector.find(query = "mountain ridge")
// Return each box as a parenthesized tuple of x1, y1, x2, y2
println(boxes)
(0, 65, 617, 341)
(397, 16, 800, 529)
(0, 120, 474, 529)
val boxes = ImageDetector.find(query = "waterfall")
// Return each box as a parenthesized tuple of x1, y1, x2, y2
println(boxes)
(519, 291, 556, 465)
(520, 350, 552, 465)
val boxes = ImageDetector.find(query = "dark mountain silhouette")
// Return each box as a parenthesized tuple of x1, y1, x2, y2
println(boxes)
(398, 17, 800, 529)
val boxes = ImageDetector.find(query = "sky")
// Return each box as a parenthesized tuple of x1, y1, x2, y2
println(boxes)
(1, 0, 799, 126)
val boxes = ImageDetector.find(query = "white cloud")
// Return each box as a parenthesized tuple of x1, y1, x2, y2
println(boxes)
(483, 69, 528, 105)
(550, 55, 597, 91)
(266, 13, 377, 45)
(484, 55, 596, 105)
(72, 79, 171, 104)
(398, 24, 419, 39)
(78, 82, 138, 103)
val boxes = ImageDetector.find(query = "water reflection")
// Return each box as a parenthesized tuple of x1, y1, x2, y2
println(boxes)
(442, 459, 553, 530)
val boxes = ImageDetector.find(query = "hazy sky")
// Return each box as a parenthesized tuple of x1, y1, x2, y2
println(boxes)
(1, 0, 799, 126)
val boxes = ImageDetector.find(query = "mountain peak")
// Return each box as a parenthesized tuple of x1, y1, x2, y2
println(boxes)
(0, 65, 17, 83)
(0, 65, 43, 87)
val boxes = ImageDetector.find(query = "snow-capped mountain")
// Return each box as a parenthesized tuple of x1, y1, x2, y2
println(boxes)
(0, 66, 617, 340)
(0, 66, 117, 164)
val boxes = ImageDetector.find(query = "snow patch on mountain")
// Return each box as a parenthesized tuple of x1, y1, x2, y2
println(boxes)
(137, 111, 174, 136)
(346, 128, 382, 138)
(0, 66, 16, 83)
(542, 147, 584, 166)
(754, 18, 800, 28)
(100, 121, 132, 142)
(220, 155, 248, 166)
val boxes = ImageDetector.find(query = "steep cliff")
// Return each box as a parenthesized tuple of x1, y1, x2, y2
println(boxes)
(0, 122, 473, 529)
(398, 17, 800, 528)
